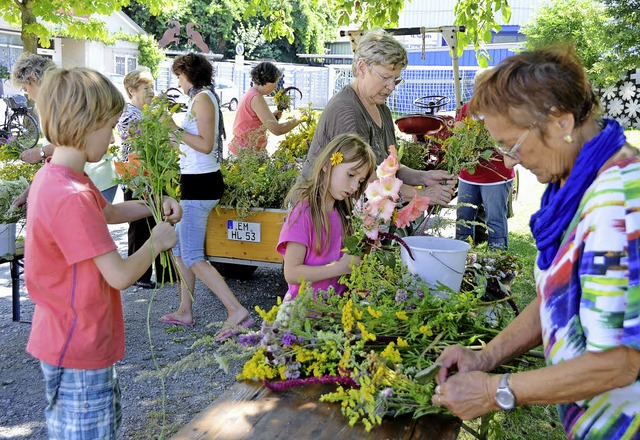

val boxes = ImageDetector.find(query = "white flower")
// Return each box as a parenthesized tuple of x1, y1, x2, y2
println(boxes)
(601, 85, 617, 100)
(607, 97, 625, 116)
(626, 100, 640, 118)
(620, 82, 636, 101)
(616, 115, 630, 128)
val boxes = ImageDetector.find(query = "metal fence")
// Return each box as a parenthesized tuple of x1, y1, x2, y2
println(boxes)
(155, 60, 480, 114)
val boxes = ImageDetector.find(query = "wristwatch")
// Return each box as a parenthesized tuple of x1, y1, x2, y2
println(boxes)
(495, 373, 516, 410)
(39, 147, 46, 159)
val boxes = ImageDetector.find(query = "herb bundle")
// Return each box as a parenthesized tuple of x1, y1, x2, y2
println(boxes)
(440, 117, 498, 175)
(114, 96, 182, 280)
(237, 248, 519, 431)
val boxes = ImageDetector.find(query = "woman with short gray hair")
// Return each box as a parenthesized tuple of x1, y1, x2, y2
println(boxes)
(300, 29, 455, 206)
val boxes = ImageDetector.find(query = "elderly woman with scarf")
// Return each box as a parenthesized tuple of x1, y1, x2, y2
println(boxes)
(431, 47, 640, 440)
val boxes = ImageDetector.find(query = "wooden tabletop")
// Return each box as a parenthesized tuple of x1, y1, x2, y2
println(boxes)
(172, 381, 460, 440)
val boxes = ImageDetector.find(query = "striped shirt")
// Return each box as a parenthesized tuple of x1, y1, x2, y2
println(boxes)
(536, 157, 640, 439)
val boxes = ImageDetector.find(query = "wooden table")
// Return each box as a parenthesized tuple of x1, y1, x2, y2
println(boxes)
(0, 245, 24, 322)
(172, 381, 460, 440)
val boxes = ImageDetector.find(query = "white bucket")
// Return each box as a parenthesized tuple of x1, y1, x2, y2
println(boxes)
(400, 236, 471, 292)
(0, 223, 16, 258)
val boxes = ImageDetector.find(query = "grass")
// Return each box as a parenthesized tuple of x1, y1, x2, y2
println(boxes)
(464, 130, 640, 439)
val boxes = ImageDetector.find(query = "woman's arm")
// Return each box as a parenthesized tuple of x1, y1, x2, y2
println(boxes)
(251, 93, 300, 136)
(175, 93, 217, 154)
(283, 242, 359, 285)
(438, 344, 640, 421)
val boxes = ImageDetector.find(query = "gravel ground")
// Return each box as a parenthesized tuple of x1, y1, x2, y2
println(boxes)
(0, 220, 286, 439)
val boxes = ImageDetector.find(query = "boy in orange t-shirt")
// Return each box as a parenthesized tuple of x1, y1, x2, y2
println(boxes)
(25, 67, 181, 439)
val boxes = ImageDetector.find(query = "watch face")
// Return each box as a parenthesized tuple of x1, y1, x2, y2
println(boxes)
(496, 389, 515, 409)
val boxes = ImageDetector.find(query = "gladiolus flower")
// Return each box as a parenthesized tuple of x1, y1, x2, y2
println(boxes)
(376, 145, 399, 178)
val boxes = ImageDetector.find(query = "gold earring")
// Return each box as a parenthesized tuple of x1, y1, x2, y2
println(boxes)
(563, 134, 574, 143)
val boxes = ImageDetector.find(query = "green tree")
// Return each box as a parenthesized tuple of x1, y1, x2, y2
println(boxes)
(520, 0, 613, 86)
(598, 0, 640, 84)
(247, 0, 512, 66)
(0, 0, 178, 54)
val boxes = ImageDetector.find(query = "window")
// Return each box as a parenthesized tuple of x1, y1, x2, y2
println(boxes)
(115, 56, 126, 75)
(114, 55, 138, 75)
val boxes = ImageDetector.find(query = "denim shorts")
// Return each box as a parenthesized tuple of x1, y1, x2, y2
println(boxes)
(173, 199, 218, 267)
(40, 361, 122, 440)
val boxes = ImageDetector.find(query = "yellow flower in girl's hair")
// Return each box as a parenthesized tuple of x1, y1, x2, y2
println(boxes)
(330, 152, 343, 166)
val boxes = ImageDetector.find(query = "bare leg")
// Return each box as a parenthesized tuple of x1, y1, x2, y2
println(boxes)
(190, 261, 249, 326)
(160, 256, 196, 324)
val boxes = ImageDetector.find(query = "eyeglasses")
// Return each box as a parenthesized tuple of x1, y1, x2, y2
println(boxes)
(368, 64, 404, 87)
(495, 127, 531, 160)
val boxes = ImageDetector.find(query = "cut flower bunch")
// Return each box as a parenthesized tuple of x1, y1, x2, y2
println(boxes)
(237, 249, 519, 431)
(235, 148, 526, 432)
(114, 96, 182, 281)
(440, 117, 498, 175)
(343, 144, 430, 257)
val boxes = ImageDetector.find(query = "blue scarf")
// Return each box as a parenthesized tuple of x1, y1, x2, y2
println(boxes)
(530, 119, 626, 270)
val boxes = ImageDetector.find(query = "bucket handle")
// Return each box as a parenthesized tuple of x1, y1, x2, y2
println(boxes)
(429, 251, 465, 275)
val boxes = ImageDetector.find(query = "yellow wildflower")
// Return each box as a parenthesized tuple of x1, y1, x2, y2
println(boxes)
(396, 337, 409, 347)
(419, 325, 433, 336)
(330, 151, 344, 166)
(367, 306, 383, 318)
(395, 310, 408, 321)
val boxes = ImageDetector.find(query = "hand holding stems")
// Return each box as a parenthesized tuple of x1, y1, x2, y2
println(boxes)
(150, 221, 178, 253)
(161, 196, 182, 224)
(430, 345, 499, 420)
(336, 253, 361, 275)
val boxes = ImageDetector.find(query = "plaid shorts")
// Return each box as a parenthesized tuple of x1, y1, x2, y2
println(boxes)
(40, 361, 122, 440)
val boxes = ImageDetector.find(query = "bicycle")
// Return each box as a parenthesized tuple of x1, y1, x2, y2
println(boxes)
(0, 95, 40, 151)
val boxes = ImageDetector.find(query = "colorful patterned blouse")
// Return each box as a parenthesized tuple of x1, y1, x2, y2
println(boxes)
(536, 157, 640, 439)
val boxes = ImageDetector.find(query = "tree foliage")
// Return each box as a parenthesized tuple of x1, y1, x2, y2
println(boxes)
(0, 0, 179, 54)
(521, 0, 633, 87)
(599, 0, 640, 83)
(247, 0, 512, 67)
(454, 0, 511, 67)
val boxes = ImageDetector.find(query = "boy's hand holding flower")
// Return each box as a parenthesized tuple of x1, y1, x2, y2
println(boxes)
(161, 196, 182, 224)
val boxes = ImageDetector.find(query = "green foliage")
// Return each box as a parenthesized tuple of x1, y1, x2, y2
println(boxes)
(114, 96, 182, 211)
(521, 0, 612, 86)
(439, 118, 497, 175)
(272, 105, 319, 161)
(220, 149, 299, 215)
(454, 0, 511, 67)
(397, 139, 430, 171)
(0, 176, 29, 223)
(134, 35, 165, 78)
(0, 0, 180, 54)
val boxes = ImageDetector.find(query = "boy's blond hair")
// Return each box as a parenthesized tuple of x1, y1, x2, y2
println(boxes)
(37, 67, 125, 150)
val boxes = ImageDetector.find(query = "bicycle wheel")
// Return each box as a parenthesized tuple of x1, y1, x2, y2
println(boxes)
(8, 113, 40, 150)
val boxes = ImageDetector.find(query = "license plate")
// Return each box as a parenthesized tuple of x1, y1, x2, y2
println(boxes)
(227, 220, 261, 243)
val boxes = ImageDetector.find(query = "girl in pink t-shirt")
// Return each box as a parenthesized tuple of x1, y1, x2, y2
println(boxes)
(229, 62, 301, 155)
(277, 134, 376, 300)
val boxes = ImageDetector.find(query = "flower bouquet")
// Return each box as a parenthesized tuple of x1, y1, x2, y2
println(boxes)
(439, 117, 498, 175)
(220, 148, 299, 217)
(237, 249, 517, 430)
(235, 148, 525, 431)
(114, 96, 182, 282)
(273, 86, 302, 111)
(343, 144, 430, 258)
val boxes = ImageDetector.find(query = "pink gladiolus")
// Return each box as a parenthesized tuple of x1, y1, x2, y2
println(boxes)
(366, 228, 379, 241)
(364, 180, 384, 202)
(376, 145, 400, 178)
(378, 176, 403, 201)
(394, 193, 431, 228)
(369, 198, 396, 222)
